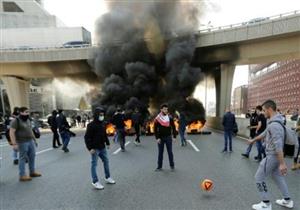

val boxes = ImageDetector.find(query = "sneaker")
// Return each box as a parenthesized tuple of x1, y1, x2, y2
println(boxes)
(19, 176, 32, 182)
(30, 172, 42, 178)
(170, 166, 175, 171)
(241, 153, 249, 158)
(63, 148, 69, 153)
(276, 199, 294, 208)
(252, 202, 272, 210)
(104, 177, 116, 184)
(155, 168, 162, 172)
(13, 159, 18, 165)
(92, 182, 104, 190)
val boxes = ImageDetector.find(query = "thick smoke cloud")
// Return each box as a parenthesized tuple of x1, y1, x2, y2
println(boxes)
(93, 0, 206, 123)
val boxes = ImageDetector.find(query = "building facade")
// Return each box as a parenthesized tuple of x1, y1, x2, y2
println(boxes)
(248, 59, 300, 112)
(232, 85, 248, 115)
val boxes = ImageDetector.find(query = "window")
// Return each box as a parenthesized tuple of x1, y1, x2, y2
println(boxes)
(3, 2, 24, 12)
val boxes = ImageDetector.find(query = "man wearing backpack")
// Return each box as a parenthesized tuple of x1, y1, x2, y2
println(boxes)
(9, 107, 41, 182)
(291, 115, 300, 170)
(248, 100, 294, 210)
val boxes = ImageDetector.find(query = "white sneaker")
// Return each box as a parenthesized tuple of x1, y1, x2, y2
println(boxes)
(104, 177, 116, 184)
(276, 199, 294, 208)
(252, 202, 272, 210)
(91, 182, 104, 190)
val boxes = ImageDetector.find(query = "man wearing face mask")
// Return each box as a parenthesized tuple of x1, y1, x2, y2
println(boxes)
(154, 104, 177, 171)
(84, 107, 115, 190)
(9, 107, 41, 182)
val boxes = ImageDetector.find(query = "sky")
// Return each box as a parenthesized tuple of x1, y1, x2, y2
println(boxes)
(43, 0, 299, 90)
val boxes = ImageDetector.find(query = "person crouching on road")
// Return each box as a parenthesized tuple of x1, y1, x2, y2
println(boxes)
(154, 104, 177, 171)
(84, 107, 116, 190)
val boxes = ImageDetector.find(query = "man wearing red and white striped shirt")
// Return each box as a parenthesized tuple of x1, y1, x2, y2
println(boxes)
(154, 104, 177, 171)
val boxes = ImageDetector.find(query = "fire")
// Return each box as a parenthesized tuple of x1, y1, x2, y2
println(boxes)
(124, 119, 132, 130)
(187, 121, 204, 134)
(106, 123, 115, 136)
(106, 119, 134, 136)
(146, 121, 155, 135)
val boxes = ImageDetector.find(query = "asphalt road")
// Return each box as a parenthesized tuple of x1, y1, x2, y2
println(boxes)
(0, 130, 299, 210)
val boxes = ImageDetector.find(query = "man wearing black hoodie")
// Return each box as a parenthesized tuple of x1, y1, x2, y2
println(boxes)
(84, 108, 116, 190)
(154, 104, 177, 171)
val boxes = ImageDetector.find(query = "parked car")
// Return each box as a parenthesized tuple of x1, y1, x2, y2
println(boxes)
(62, 41, 90, 48)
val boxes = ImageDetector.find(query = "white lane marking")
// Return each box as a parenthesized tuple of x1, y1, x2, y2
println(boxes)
(187, 140, 200, 152)
(113, 141, 131, 155)
(36, 148, 53, 155)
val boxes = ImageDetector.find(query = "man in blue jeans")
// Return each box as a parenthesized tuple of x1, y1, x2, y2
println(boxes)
(56, 110, 71, 153)
(84, 107, 115, 190)
(154, 104, 177, 171)
(222, 108, 236, 152)
(112, 108, 126, 152)
(9, 107, 41, 182)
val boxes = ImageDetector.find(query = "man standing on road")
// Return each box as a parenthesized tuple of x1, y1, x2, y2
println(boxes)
(222, 108, 236, 153)
(249, 100, 294, 210)
(48, 110, 62, 148)
(291, 115, 300, 170)
(9, 107, 41, 182)
(154, 104, 177, 171)
(242, 108, 258, 158)
(132, 108, 142, 145)
(254, 105, 267, 162)
(178, 111, 187, 147)
(5, 107, 20, 165)
(56, 110, 71, 153)
(112, 108, 126, 152)
(84, 107, 115, 190)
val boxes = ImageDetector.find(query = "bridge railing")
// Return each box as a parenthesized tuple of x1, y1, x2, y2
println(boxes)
(0, 10, 299, 51)
(198, 10, 300, 33)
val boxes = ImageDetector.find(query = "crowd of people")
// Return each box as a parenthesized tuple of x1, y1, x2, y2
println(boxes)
(2, 100, 299, 210)
(222, 100, 299, 210)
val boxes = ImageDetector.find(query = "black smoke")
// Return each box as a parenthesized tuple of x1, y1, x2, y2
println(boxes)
(92, 1, 206, 123)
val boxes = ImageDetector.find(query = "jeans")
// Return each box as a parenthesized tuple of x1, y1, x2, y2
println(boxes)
(60, 131, 70, 149)
(179, 126, 186, 145)
(12, 148, 18, 160)
(117, 129, 126, 150)
(294, 137, 300, 163)
(18, 140, 36, 176)
(256, 140, 266, 159)
(91, 148, 110, 183)
(157, 136, 174, 168)
(224, 130, 233, 151)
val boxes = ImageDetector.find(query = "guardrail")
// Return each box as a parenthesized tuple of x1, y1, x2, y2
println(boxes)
(198, 10, 300, 33)
(0, 10, 299, 52)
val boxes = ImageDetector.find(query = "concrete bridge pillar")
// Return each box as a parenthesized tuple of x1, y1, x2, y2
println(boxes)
(215, 64, 235, 117)
(1, 77, 30, 111)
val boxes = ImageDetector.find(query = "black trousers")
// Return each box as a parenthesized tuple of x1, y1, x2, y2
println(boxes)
(51, 128, 61, 147)
(134, 124, 140, 143)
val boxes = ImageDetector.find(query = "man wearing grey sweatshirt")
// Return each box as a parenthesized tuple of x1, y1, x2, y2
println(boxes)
(248, 100, 294, 210)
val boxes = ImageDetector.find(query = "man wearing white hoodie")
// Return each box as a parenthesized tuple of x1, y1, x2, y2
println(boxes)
(248, 100, 294, 210)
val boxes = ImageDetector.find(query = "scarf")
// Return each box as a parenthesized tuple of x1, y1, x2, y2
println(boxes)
(155, 112, 170, 127)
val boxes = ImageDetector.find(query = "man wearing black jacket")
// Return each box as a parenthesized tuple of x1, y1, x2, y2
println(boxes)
(56, 110, 71, 152)
(84, 108, 115, 190)
(154, 104, 177, 171)
(48, 110, 61, 148)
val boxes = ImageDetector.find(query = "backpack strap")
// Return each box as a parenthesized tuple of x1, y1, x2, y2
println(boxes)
(269, 120, 286, 144)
